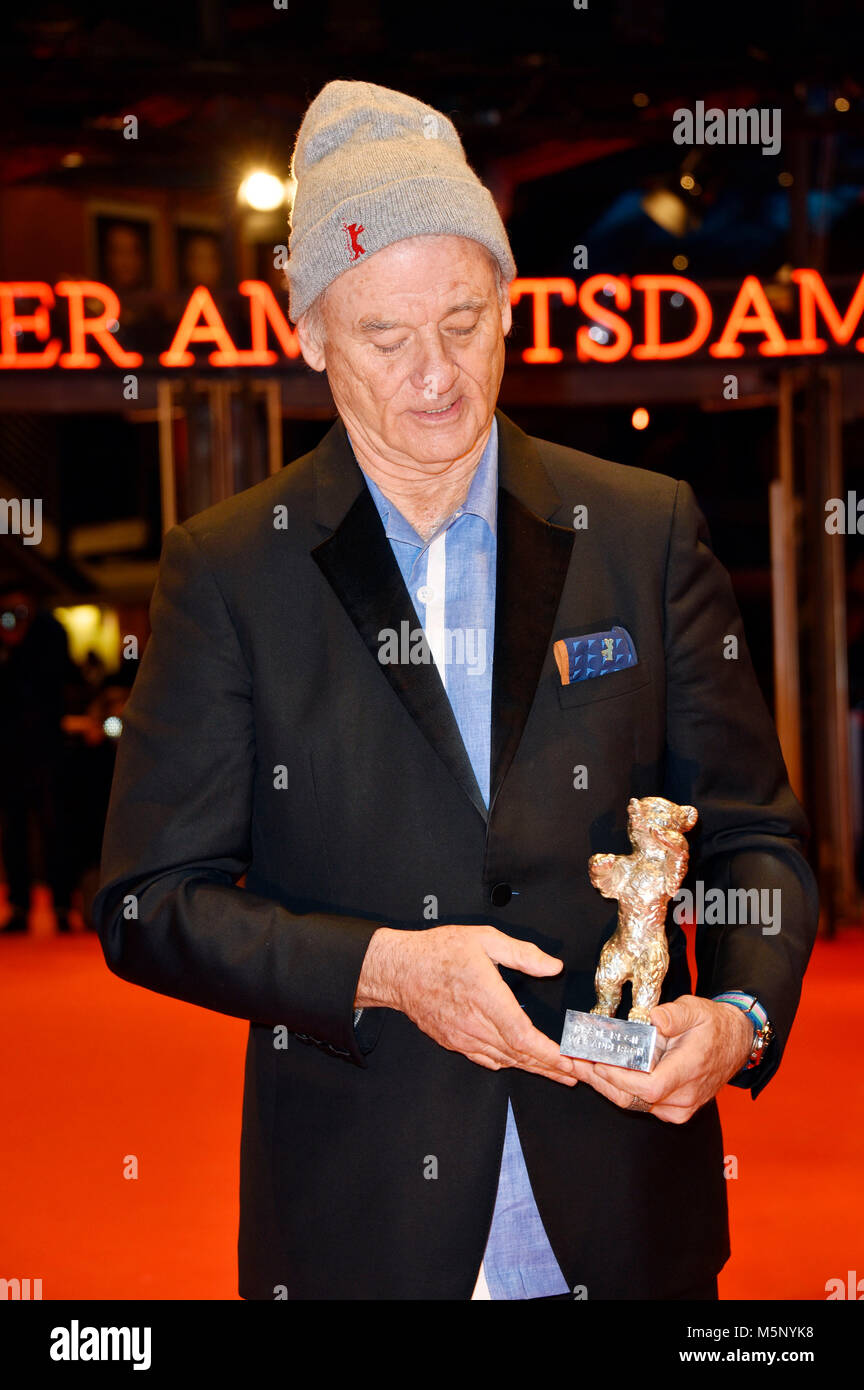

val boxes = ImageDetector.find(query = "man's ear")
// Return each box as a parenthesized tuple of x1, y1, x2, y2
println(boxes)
(296, 314, 327, 373)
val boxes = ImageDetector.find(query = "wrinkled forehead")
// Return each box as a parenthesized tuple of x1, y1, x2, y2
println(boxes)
(328, 234, 499, 319)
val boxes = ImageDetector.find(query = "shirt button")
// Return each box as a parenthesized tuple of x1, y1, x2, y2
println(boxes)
(490, 883, 513, 907)
(417, 585, 435, 604)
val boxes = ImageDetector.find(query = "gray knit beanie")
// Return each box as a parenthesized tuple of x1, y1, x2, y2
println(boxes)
(285, 79, 517, 323)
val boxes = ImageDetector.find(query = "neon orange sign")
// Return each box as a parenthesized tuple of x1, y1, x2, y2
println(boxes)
(509, 272, 864, 363)
(0, 282, 60, 367)
(0, 273, 862, 368)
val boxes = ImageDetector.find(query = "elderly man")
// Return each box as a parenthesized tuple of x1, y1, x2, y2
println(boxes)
(94, 80, 818, 1301)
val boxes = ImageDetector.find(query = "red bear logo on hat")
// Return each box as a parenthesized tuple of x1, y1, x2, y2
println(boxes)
(342, 221, 366, 261)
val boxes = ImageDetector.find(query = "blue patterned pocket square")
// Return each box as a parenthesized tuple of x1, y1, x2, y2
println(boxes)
(553, 625, 638, 685)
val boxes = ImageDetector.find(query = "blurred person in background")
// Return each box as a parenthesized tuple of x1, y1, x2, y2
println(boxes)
(0, 587, 74, 933)
(61, 672, 131, 932)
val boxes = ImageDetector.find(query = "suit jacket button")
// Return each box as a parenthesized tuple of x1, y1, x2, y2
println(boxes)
(490, 882, 512, 907)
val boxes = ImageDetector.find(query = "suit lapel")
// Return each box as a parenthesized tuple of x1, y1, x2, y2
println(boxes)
(490, 411, 575, 812)
(309, 409, 575, 826)
(310, 416, 488, 823)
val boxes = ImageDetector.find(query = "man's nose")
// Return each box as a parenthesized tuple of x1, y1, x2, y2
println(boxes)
(412, 339, 459, 397)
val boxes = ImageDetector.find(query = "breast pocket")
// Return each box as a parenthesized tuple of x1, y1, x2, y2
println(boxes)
(556, 658, 652, 709)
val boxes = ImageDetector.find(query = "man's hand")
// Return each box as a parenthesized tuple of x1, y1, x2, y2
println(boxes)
(355, 924, 580, 1086)
(567, 995, 754, 1123)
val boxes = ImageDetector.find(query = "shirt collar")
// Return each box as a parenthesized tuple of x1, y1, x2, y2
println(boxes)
(347, 415, 498, 547)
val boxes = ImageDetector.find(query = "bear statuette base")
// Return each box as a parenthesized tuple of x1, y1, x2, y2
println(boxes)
(560, 1009, 666, 1072)
(560, 795, 699, 1074)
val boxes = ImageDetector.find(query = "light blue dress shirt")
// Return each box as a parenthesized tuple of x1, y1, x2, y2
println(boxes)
(352, 417, 569, 1299)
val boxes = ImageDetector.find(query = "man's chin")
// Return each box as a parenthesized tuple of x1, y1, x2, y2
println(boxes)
(396, 407, 486, 460)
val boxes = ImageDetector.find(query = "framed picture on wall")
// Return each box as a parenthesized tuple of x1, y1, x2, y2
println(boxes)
(175, 223, 226, 291)
(90, 207, 157, 293)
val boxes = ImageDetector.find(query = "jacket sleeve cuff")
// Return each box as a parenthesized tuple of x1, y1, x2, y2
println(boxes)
(273, 911, 385, 1067)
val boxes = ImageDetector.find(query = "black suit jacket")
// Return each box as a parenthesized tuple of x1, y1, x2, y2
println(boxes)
(93, 408, 819, 1300)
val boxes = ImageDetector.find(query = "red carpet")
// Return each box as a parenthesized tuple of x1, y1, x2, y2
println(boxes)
(1, 890, 861, 1300)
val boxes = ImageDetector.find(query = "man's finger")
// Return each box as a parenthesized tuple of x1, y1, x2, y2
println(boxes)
(594, 1038, 699, 1102)
(464, 1037, 578, 1086)
(523, 1066, 578, 1087)
(646, 1101, 700, 1125)
(480, 971, 576, 1072)
(501, 1014, 581, 1075)
(650, 995, 706, 1038)
(506, 1051, 580, 1086)
(455, 993, 579, 1082)
(566, 1048, 706, 1116)
(483, 929, 564, 979)
(568, 1059, 639, 1109)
